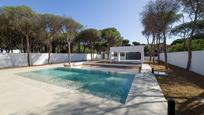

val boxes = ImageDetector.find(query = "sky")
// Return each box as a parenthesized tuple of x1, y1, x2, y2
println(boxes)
(0, 0, 176, 44)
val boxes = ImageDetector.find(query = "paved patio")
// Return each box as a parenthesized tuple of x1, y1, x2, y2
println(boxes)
(0, 64, 167, 115)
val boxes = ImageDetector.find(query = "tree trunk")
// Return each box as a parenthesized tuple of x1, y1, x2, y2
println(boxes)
(183, 39, 186, 50)
(152, 35, 156, 64)
(157, 34, 161, 63)
(186, 39, 192, 70)
(186, 6, 198, 70)
(70, 44, 73, 53)
(107, 47, 110, 60)
(95, 49, 98, 54)
(83, 45, 86, 53)
(150, 35, 155, 63)
(90, 46, 93, 61)
(78, 42, 81, 53)
(21, 38, 24, 53)
(26, 34, 31, 66)
(48, 41, 52, 64)
(68, 41, 71, 64)
(152, 45, 155, 64)
(6, 49, 9, 53)
(146, 37, 151, 64)
(163, 32, 168, 69)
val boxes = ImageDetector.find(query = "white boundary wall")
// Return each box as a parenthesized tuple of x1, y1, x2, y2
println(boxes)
(160, 51, 204, 76)
(0, 53, 97, 68)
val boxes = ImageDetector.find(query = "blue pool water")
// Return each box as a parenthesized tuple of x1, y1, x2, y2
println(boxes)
(17, 67, 135, 103)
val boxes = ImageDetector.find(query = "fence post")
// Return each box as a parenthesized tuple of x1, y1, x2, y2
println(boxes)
(168, 98, 175, 115)
(151, 68, 154, 73)
(139, 66, 142, 73)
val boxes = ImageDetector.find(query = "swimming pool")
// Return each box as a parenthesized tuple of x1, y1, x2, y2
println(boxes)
(17, 67, 135, 103)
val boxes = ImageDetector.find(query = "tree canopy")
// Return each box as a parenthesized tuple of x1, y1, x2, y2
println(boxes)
(101, 28, 123, 50)
(122, 39, 131, 46)
(141, 0, 181, 68)
(0, 6, 127, 55)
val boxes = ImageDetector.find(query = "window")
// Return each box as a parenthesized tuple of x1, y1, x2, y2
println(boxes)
(126, 52, 141, 60)
(120, 52, 125, 57)
(113, 52, 117, 56)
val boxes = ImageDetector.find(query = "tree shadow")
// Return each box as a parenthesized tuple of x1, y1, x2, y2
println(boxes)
(150, 62, 204, 115)
(175, 92, 204, 115)
(31, 53, 48, 65)
(24, 72, 167, 115)
(37, 91, 167, 115)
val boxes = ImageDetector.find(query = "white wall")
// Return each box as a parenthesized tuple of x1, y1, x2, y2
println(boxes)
(0, 53, 97, 68)
(160, 51, 204, 76)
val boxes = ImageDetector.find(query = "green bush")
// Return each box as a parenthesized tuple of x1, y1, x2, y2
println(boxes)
(169, 39, 204, 52)
(192, 39, 204, 51)
(169, 43, 185, 52)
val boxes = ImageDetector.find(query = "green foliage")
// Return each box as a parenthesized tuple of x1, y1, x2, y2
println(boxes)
(61, 17, 82, 41)
(141, 0, 181, 35)
(180, 0, 204, 20)
(0, 5, 124, 54)
(170, 33, 204, 52)
(3, 6, 37, 33)
(171, 20, 204, 35)
(0, 6, 83, 53)
(40, 14, 63, 36)
(78, 28, 100, 45)
(77, 28, 100, 54)
(192, 33, 204, 39)
(169, 38, 204, 52)
(132, 41, 141, 46)
(101, 28, 122, 50)
(169, 42, 186, 52)
(191, 39, 204, 50)
(122, 39, 131, 46)
(171, 39, 186, 45)
(144, 45, 150, 52)
(94, 42, 107, 53)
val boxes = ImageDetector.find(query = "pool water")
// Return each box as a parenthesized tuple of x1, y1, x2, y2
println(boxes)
(17, 67, 135, 103)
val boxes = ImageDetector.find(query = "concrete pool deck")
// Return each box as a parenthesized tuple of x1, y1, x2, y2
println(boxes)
(0, 64, 167, 115)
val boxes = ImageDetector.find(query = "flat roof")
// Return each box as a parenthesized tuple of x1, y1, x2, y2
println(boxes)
(110, 46, 144, 52)
(110, 45, 144, 49)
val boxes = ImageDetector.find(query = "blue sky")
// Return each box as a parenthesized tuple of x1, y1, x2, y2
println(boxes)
(0, 0, 175, 44)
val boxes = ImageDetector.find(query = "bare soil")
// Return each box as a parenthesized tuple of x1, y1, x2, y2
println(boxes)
(149, 62, 204, 115)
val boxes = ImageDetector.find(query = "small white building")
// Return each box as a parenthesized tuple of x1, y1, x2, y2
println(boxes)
(110, 46, 144, 63)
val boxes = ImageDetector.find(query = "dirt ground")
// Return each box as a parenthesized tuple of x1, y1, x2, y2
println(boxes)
(149, 62, 204, 115)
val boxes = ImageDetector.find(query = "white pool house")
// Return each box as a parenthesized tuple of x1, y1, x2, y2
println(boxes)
(109, 46, 144, 63)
